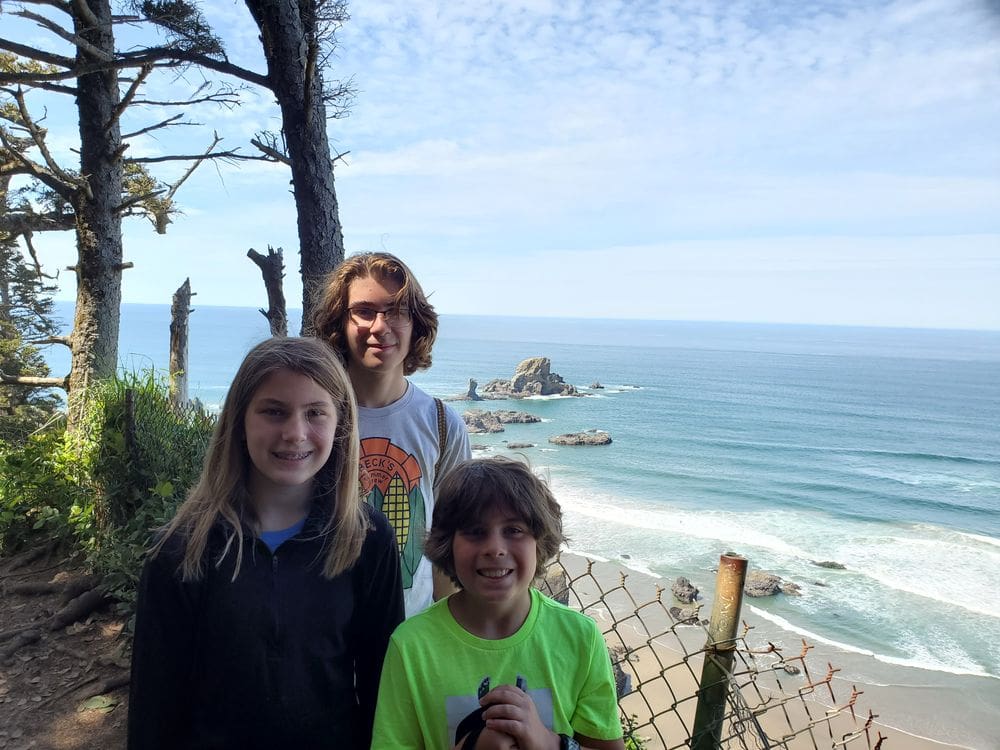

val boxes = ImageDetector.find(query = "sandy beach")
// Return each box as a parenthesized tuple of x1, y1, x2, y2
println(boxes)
(551, 551, 992, 750)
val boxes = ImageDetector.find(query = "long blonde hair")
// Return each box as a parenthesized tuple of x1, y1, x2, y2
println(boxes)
(153, 337, 367, 580)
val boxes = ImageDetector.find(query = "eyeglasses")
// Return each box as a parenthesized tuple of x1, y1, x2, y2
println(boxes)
(347, 305, 413, 327)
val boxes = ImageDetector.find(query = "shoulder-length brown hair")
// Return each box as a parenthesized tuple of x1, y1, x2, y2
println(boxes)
(425, 457, 565, 586)
(312, 252, 438, 375)
(152, 336, 368, 581)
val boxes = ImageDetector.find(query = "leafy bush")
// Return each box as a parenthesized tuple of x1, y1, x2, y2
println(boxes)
(622, 714, 649, 750)
(72, 370, 215, 611)
(1, 370, 215, 622)
(0, 425, 86, 554)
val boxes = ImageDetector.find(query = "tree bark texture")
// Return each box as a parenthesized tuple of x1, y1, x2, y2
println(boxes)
(169, 278, 193, 409)
(244, 0, 344, 334)
(67, 0, 124, 426)
(247, 247, 288, 337)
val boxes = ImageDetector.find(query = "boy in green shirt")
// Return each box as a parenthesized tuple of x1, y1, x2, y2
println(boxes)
(372, 457, 625, 750)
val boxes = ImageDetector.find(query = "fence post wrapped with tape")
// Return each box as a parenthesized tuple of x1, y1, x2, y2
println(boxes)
(691, 553, 748, 750)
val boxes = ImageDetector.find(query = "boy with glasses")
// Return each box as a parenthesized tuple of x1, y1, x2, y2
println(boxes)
(314, 252, 471, 617)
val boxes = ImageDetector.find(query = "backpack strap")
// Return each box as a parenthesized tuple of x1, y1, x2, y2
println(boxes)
(434, 397, 447, 480)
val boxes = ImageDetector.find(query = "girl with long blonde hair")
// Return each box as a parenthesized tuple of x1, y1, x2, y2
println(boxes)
(128, 336, 403, 750)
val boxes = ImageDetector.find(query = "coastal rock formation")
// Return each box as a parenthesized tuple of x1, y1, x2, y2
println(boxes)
(506, 442, 535, 449)
(744, 571, 782, 597)
(493, 410, 541, 424)
(538, 567, 569, 605)
(482, 357, 580, 399)
(463, 409, 541, 434)
(590, 381, 604, 389)
(744, 571, 802, 597)
(608, 645, 633, 697)
(463, 410, 504, 433)
(471, 444, 489, 452)
(465, 378, 482, 401)
(812, 560, 846, 570)
(781, 581, 803, 596)
(671, 576, 699, 604)
(668, 606, 707, 626)
(549, 430, 612, 446)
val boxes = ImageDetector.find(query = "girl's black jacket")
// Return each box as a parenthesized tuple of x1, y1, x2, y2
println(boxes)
(127, 503, 403, 750)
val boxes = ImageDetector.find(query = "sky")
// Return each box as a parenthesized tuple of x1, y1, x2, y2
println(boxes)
(8, 0, 1000, 329)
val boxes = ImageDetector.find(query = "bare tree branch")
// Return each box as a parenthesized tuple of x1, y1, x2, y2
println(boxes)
(29, 336, 72, 348)
(120, 48, 268, 88)
(18, 0, 75, 17)
(163, 132, 222, 202)
(125, 150, 260, 165)
(7, 88, 81, 198)
(250, 136, 290, 165)
(22, 231, 58, 280)
(14, 9, 114, 63)
(0, 48, 265, 87)
(0, 209, 76, 236)
(110, 64, 152, 125)
(0, 371, 69, 390)
(0, 37, 75, 69)
(120, 113, 185, 140)
(0, 126, 75, 201)
(116, 188, 165, 214)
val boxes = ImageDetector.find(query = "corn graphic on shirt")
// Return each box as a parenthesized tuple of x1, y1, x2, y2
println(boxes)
(359, 382, 470, 618)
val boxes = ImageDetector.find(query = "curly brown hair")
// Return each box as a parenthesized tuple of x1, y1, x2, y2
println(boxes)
(312, 252, 438, 376)
(425, 457, 565, 587)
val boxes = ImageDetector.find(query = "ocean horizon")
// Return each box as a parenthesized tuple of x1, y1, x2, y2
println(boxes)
(42, 301, 1000, 749)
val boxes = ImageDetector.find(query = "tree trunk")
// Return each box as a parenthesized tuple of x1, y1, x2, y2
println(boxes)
(247, 246, 288, 336)
(244, 0, 345, 334)
(66, 0, 124, 427)
(169, 279, 193, 409)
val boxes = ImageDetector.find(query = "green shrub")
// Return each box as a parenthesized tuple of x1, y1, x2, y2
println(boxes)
(1, 370, 215, 625)
(72, 370, 215, 613)
(622, 714, 649, 750)
(0, 425, 86, 554)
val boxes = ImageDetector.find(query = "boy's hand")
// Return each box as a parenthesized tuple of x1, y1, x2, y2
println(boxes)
(480, 684, 560, 750)
(464, 727, 519, 750)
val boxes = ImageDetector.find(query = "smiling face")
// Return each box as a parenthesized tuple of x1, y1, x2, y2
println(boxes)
(451, 506, 538, 615)
(244, 368, 338, 516)
(344, 275, 413, 380)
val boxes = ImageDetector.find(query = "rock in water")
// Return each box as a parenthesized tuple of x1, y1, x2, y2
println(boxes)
(780, 581, 803, 596)
(744, 571, 782, 597)
(671, 576, 699, 603)
(548, 430, 612, 446)
(466, 378, 482, 400)
(492, 409, 541, 423)
(812, 560, 846, 570)
(482, 357, 580, 398)
(463, 410, 504, 433)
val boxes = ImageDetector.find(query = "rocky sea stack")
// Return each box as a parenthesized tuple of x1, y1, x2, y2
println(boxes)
(481, 357, 580, 399)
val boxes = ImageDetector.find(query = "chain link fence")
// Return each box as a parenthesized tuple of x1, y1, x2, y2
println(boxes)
(539, 554, 889, 750)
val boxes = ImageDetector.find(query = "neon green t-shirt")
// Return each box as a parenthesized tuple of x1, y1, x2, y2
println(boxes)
(372, 588, 621, 749)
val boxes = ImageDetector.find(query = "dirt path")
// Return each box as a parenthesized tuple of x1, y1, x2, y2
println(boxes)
(0, 549, 128, 750)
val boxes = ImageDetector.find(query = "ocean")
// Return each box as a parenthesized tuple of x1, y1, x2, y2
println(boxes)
(45, 302, 1000, 747)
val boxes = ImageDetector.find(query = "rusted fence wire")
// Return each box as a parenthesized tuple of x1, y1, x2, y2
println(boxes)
(539, 553, 889, 750)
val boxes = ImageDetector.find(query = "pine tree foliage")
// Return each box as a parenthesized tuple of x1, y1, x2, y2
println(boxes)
(0, 224, 62, 445)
